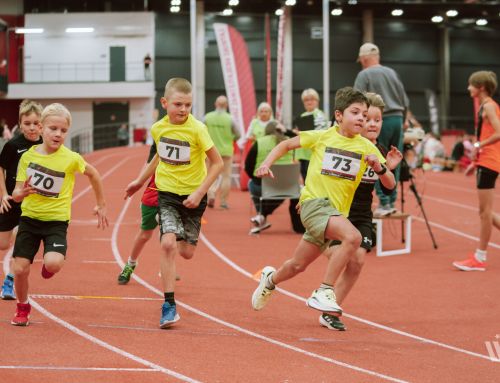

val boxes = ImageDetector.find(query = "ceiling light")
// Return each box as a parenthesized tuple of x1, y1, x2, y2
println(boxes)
(331, 8, 343, 16)
(275, 8, 284, 16)
(446, 10, 458, 17)
(476, 18, 487, 26)
(285, 0, 296, 5)
(347, 0, 357, 4)
(229, 0, 239, 5)
(171, 0, 181, 5)
(391, 9, 403, 17)
(431, 16, 443, 23)
(15, 28, 44, 34)
(65, 27, 94, 33)
(222, 8, 233, 16)
(170, 6, 180, 13)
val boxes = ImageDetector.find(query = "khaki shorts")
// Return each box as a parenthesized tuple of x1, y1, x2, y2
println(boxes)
(300, 198, 342, 252)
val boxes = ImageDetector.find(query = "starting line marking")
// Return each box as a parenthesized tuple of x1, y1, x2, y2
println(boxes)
(0, 366, 157, 372)
(30, 294, 162, 301)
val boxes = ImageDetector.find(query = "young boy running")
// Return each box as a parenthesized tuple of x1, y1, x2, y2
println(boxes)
(11, 103, 108, 326)
(125, 78, 223, 328)
(251, 87, 395, 316)
(0, 100, 43, 300)
(320, 93, 402, 331)
(453, 71, 500, 271)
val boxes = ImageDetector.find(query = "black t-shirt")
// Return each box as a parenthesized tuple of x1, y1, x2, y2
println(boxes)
(0, 134, 43, 194)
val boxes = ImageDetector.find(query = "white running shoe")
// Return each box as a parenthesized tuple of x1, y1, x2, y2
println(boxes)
(251, 266, 276, 310)
(306, 288, 342, 314)
(250, 214, 266, 227)
(249, 222, 272, 235)
(373, 205, 395, 217)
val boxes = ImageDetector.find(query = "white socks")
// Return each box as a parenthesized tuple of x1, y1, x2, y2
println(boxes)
(474, 249, 487, 263)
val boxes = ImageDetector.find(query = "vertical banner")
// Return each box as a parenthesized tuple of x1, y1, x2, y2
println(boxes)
(265, 13, 272, 106)
(214, 23, 257, 190)
(275, 7, 286, 122)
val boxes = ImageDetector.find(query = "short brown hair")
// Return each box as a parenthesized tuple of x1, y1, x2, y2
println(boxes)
(334, 87, 369, 114)
(164, 78, 192, 99)
(19, 99, 43, 123)
(365, 92, 385, 113)
(468, 71, 497, 96)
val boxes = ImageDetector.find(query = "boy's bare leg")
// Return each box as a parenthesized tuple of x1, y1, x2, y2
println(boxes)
(271, 239, 322, 285)
(12, 257, 31, 303)
(159, 233, 178, 292)
(322, 215, 361, 286)
(0, 229, 14, 250)
(129, 229, 154, 263)
(477, 189, 495, 251)
(43, 251, 65, 275)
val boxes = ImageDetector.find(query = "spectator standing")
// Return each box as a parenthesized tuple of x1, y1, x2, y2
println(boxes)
(354, 42, 409, 215)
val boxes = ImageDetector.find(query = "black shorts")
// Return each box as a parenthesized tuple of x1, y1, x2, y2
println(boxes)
(476, 166, 498, 189)
(158, 191, 207, 246)
(13, 217, 69, 263)
(330, 209, 375, 252)
(0, 202, 22, 232)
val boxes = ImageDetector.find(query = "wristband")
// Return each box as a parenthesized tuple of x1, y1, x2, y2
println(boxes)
(474, 141, 480, 149)
(375, 164, 387, 176)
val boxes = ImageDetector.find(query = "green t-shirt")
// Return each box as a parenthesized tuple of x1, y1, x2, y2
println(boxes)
(204, 110, 235, 157)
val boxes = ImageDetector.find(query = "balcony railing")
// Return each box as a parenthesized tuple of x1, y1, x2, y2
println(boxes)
(22, 61, 151, 83)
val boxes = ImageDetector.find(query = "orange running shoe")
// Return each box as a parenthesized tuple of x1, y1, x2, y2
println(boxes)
(452, 254, 486, 271)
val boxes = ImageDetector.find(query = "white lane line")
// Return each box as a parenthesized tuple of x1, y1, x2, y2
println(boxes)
(412, 216, 500, 249)
(113, 198, 409, 383)
(31, 294, 162, 301)
(29, 300, 202, 383)
(425, 180, 500, 198)
(422, 195, 477, 212)
(0, 366, 157, 372)
(199, 233, 493, 362)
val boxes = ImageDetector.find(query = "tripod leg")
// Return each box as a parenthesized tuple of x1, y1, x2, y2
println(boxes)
(409, 180, 438, 249)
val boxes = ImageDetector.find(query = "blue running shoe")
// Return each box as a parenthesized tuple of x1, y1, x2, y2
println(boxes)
(1, 276, 16, 300)
(160, 302, 180, 329)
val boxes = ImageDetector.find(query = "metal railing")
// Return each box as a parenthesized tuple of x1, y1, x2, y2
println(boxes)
(23, 61, 151, 83)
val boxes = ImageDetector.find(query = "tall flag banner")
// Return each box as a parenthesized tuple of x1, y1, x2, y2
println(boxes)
(265, 13, 272, 106)
(275, 8, 286, 122)
(425, 89, 440, 136)
(214, 23, 257, 190)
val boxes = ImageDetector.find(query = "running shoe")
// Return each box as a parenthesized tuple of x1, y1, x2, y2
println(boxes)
(118, 263, 136, 285)
(373, 205, 395, 217)
(319, 313, 346, 331)
(1, 276, 15, 300)
(11, 303, 31, 326)
(251, 266, 276, 310)
(160, 302, 180, 328)
(453, 254, 486, 271)
(306, 288, 343, 314)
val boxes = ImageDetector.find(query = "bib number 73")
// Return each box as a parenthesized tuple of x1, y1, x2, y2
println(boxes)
(321, 147, 362, 181)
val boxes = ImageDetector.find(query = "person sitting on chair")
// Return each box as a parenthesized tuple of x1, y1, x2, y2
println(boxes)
(244, 121, 304, 234)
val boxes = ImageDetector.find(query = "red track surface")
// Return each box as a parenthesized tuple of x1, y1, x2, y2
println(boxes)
(1, 145, 499, 383)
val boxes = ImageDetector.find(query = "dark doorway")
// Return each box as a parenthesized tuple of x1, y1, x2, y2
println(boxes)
(93, 102, 129, 150)
(109, 46, 125, 82)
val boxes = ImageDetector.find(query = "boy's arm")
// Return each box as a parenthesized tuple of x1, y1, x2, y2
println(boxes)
(183, 146, 223, 209)
(0, 166, 12, 213)
(84, 163, 109, 230)
(124, 154, 159, 199)
(256, 136, 301, 178)
(365, 154, 396, 190)
(12, 178, 35, 203)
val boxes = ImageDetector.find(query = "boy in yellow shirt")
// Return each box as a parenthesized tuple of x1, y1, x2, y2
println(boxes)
(11, 103, 108, 326)
(251, 87, 395, 317)
(125, 78, 223, 328)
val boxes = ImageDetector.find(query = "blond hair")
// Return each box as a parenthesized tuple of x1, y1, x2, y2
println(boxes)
(19, 99, 43, 123)
(301, 88, 320, 101)
(41, 103, 72, 126)
(365, 92, 385, 113)
(164, 77, 192, 99)
(468, 71, 498, 96)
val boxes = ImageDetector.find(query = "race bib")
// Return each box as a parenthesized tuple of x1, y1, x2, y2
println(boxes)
(321, 147, 362, 181)
(158, 137, 191, 165)
(361, 166, 378, 184)
(26, 163, 65, 197)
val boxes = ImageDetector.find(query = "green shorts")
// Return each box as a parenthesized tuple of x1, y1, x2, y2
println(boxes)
(141, 203, 159, 231)
(300, 198, 342, 252)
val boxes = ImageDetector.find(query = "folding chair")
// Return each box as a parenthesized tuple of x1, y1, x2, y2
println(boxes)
(260, 163, 301, 205)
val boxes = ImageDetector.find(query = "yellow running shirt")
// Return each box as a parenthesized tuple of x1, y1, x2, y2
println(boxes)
(299, 126, 385, 216)
(16, 145, 86, 221)
(152, 114, 214, 195)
